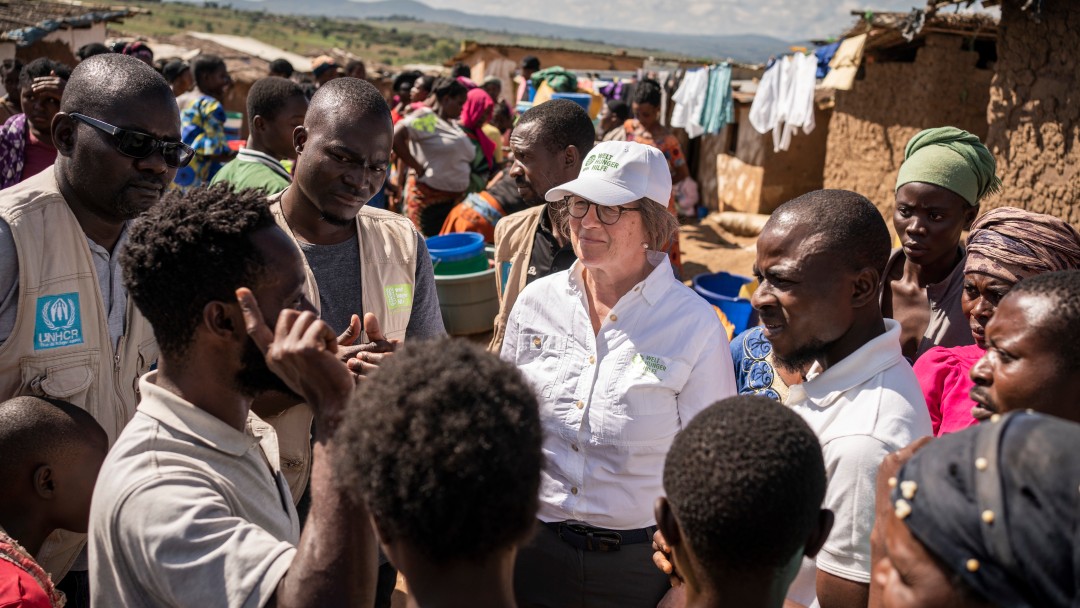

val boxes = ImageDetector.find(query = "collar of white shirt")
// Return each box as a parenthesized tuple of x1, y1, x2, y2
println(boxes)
(565, 250, 673, 305)
(136, 371, 263, 457)
(790, 319, 905, 408)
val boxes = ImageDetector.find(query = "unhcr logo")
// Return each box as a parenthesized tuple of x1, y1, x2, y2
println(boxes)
(34, 293, 84, 350)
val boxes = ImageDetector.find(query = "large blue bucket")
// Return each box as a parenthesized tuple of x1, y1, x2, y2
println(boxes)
(692, 272, 758, 336)
(426, 233, 487, 275)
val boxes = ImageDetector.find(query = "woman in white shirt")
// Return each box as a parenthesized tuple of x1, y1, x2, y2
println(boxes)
(393, 77, 473, 235)
(501, 141, 737, 608)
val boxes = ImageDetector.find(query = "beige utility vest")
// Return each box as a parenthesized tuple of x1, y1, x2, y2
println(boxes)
(266, 196, 417, 502)
(488, 204, 545, 353)
(0, 169, 158, 579)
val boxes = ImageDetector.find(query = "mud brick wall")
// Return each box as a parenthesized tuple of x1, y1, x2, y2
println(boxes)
(822, 33, 993, 221)
(984, 0, 1080, 226)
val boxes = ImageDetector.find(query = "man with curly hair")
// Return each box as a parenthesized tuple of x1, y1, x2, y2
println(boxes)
(335, 338, 543, 607)
(89, 185, 377, 608)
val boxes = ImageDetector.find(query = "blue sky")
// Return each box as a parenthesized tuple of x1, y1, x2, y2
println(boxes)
(402, 0, 994, 41)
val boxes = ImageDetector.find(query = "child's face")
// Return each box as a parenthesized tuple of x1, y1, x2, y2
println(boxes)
(51, 441, 107, 533)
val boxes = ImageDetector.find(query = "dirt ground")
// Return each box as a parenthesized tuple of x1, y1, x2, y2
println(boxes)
(678, 217, 759, 282)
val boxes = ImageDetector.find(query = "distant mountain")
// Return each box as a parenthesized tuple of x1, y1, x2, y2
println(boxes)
(200, 0, 790, 63)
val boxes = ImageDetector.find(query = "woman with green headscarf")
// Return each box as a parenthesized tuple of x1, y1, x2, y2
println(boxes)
(881, 127, 1001, 362)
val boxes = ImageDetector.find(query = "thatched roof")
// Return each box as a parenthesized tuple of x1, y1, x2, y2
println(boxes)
(0, 0, 140, 46)
(843, 8, 998, 53)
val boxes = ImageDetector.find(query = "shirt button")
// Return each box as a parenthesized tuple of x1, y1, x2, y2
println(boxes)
(571, 443, 579, 452)
(532, 337, 542, 347)
(588, 355, 596, 364)
(571, 487, 579, 495)
(576, 400, 584, 409)
(609, 314, 618, 322)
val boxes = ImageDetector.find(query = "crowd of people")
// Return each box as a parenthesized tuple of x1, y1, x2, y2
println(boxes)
(0, 39, 1078, 608)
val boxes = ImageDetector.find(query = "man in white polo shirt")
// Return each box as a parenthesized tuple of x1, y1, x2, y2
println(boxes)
(750, 189, 932, 608)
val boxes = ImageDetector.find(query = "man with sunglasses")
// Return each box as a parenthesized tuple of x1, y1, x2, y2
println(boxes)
(0, 53, 190, 601)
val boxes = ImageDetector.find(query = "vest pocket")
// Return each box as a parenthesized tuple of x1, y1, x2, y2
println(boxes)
(133, 338, 160, 399)
(20, 352, 98, 404)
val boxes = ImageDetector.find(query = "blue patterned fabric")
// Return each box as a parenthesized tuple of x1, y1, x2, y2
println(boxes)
(173, 95, 230, 191)
(730, 326, 782, 402)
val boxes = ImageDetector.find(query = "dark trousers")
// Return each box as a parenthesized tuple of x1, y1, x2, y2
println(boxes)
(56, 570, 90, 608)
(513, 522, 669, 608)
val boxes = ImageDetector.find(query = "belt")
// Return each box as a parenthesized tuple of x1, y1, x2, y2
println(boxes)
(543, 521, 656, 552)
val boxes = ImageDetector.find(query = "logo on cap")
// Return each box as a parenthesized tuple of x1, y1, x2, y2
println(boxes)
(583, 153, 620, 173)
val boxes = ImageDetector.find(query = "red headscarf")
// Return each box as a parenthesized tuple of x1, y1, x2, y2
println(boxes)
(459, 88, 495, 171)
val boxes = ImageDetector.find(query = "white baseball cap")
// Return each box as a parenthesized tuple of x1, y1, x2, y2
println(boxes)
(545, 141, 672, 207)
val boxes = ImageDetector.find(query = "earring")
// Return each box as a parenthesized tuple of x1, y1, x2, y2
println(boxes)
(642, 242, 649, 250)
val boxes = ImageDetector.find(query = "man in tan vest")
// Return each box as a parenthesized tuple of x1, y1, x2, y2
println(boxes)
(261, 77, 444, 608)
(0, 53, 188, 598)
(489, 99, 595, 352)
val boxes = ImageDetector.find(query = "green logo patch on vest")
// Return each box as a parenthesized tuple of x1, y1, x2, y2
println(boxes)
(384, 284, 413, 312)
(583, 153, 620, 172)
(34, 293, 84, 350)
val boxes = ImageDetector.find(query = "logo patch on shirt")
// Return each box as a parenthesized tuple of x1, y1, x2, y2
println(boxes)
(34, 293, 84, 350)
(384, 284, 413, 312)
(631, 353, 668, 380)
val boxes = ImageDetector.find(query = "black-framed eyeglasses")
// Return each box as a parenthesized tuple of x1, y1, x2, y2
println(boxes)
(69, 113, 194, 168)
(565, 196, 641, 226)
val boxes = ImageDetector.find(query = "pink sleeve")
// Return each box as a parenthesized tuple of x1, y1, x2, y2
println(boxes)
(914, 347, 950, 436)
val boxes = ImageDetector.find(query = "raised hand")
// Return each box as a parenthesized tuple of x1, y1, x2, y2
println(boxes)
(236, 287, 355, 423)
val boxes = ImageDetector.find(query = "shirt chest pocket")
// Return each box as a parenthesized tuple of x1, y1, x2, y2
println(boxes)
(617, 355, 693, 416)
(516, 334, 568, 399)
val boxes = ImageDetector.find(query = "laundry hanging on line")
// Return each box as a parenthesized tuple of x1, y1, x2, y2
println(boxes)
(748, 52, 817, 152)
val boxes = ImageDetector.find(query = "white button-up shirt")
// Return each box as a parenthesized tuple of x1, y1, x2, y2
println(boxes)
(501, 252, 736, 530)
(783, 320, 932, 608)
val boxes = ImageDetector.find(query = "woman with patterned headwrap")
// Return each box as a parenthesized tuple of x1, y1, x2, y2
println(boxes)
(913, 207, 1080, 435)
(874, 411, 1080, 608)
(882, 127, 1000, 362)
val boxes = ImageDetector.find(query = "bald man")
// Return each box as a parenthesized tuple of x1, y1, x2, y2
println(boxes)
(750, 190, 931, 608)
(0, 53, 187, 592)
(261, 77, 444, 606)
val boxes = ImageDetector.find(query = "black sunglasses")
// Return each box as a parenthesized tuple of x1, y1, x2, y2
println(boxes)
(69, 113, 195, 168)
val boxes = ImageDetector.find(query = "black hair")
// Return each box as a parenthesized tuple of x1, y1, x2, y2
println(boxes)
(2, 58, 23, 76)
(664, 396, 826, 574)
(516, 98, 595, 157)
(772, 189, 891, 276)
(121, 185, 276, 359)
(335, 338, 543, 563)
(0, 396, 107, 482)
(432, 76, 467, 101)
(607, 98, 631, 122)
(307, 76, 392, 130)
(268, 58, 294, 79)
(450, 61, 472, 79)
(633, 78, 662, 107)
(161, 59, 190, 84)
(1008, 270, 1080, 370)
(345, 59, 365, 74)
(192, 54, 226, 86)
(393, 70, 420, 92)
(493, 101, 512, 120)
(76, 42, 111, 61)
(19, 58, 71, 87)
(521, 55, 540, 71)
(414, 74, 436, 94)
(61, 53, 174, 117)
(247, 76, 306, 125)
